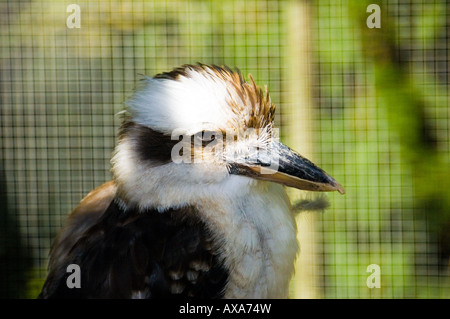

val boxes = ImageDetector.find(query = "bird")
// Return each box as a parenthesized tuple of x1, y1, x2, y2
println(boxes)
(38, 64, 344, 299)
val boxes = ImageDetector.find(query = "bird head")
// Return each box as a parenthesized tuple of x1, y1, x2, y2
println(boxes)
(111, 64, 344, 211)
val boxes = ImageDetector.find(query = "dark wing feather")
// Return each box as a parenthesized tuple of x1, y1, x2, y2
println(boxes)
(39, 182, 228, 299)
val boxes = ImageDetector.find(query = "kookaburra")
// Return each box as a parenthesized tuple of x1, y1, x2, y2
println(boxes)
(39, 64, 344, 299)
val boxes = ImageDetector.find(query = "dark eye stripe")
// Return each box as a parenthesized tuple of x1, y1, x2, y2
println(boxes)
(119, 122, 179, 164)
(119, 123, 229, 165)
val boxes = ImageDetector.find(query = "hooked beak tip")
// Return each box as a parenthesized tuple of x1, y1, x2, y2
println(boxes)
(334, 182, 346, 195)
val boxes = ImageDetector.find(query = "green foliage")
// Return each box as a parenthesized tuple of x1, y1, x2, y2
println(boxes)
(315, 0, 450, 297)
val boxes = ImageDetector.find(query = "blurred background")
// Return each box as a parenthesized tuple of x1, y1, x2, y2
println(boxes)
(0, 0, 449, 298)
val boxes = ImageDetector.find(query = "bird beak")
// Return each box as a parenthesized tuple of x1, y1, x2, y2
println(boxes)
(228, 141, 345, 194)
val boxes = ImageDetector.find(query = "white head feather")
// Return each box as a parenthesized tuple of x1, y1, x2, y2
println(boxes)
(125, 64, 274, 135)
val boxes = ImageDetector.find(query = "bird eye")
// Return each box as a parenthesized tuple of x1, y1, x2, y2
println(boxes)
(194, 131, 216, 147)
(196, 131, 216, 141)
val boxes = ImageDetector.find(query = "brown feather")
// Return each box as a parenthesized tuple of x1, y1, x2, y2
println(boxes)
(154, 63, 276, 130)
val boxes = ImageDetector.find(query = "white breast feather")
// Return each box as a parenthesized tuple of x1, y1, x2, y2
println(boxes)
(197, 181, 298, 298)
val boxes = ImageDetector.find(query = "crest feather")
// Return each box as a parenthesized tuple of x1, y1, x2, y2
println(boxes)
(126, 64, 276, 134)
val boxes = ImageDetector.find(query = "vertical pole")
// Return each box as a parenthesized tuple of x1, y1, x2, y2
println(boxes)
(286, 0, 322, 299)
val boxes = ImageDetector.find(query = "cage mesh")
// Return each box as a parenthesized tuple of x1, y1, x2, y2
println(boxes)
(0, 0, 449, 298)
